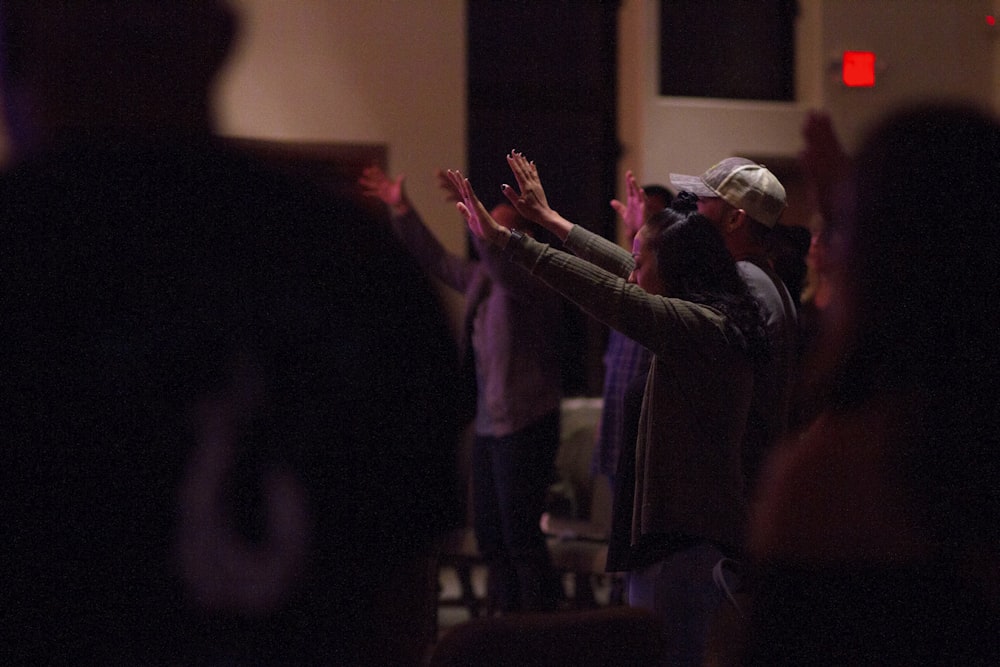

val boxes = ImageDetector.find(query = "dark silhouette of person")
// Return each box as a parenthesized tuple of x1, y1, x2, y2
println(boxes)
(747, 105, 1000, 665)
(0, 2, 466, 664)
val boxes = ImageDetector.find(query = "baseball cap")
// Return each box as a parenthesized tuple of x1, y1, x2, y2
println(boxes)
(670, 157, 787, 228)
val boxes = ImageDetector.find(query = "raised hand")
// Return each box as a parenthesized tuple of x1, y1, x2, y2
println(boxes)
(610, 170, 647, 238)
(502, 151, 555, 224)
(435, 168, 462, 203)
(359, 165, 409, 215)
(446, 169, 510, 247)
(501, 150, 574, 240)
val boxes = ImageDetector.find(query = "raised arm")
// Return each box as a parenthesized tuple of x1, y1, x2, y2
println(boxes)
(448, 169, 511, 247)
(799, 111, 852, 226)
(361, 165, 473, 292)
(359, 165, 412, 217)
(448, 169, 727, 357)
(450, 168, 634, 279)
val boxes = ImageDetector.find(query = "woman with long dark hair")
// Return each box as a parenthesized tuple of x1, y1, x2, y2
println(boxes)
(447, 159, 766, 667)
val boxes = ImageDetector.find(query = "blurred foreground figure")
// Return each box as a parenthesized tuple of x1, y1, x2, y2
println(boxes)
(747, 105, 1000, 664)
(0, 3, 464, 664)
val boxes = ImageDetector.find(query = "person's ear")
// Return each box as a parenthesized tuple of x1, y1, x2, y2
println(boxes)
(725, 208, 748, 234)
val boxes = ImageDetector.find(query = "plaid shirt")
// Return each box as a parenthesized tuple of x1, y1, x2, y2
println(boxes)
(592, 329, 652, 479)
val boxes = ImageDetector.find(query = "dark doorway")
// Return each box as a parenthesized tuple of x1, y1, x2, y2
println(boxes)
(467, 0, 620, 396)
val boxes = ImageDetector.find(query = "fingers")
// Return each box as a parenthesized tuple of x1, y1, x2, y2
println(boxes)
(359, 165, 389, 185)
(357, 167, 381, 193)
(800, 111, 848, 183)
(506, 151, 526, 187)
(446, 169, 482, 218)
(626, 171, 646, 209)
(358, 165, 404, 201)
(445, 170, 478, 235)
(501, 183, 521, 208)
(435, 168, 461, 202)
(446, 169, 470, 202)
(802, 111, 844, 159)
(506, 150, 533, 188)
(610, 199, 626, 218)
(625, 171, 643, 201)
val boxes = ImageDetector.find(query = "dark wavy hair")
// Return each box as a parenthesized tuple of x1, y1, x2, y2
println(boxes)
(645, 208, 769, 363)
(669, 190, 699, 214)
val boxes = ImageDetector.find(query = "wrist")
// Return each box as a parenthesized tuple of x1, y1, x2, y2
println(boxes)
(503, 227, 523, 251)
(542, 212, 572, 241)
(390, 200, 412, 217)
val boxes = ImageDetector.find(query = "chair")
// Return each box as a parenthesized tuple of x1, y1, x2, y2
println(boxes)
(437, 525, 486, 620)
(542, 398, 625, 606)
(437, 398, 613, 621)
(427, 606, 664, 667)
(437, 426, 487, 622)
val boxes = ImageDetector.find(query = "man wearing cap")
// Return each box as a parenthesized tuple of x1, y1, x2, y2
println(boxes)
(671, 158, 798, 497)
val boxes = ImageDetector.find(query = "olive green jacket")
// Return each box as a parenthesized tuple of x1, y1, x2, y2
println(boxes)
(507, 225, 751, 551)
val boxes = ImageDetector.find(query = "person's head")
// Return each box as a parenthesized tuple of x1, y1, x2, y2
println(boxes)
(0, 1, 237, 155)
(629, 216, 666, 295)
(629, 207, 736, 298)
(670, 158, 786, 257)
(641, 209, 741, 300)
(825, 104, 1000, 404)
(635, 208, 769, 361)
(641, 184, 674, 220)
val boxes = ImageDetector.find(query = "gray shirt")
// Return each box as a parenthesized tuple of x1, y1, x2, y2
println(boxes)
(391, 210, 562, 437)
(737, 259, 797, 487)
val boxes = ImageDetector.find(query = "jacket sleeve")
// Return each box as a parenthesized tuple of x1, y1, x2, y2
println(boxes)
(562, 224, 636, 279)
(472, 233, 547, 297)
(390, 209, 475, 292)
(505, 233, 732, 358)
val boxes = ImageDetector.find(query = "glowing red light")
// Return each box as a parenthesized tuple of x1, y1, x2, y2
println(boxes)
(842, 51, 876, 87)
(988, 15, 997, 26)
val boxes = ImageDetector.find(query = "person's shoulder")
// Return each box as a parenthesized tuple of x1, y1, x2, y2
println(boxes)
(737, 258, 795, 324)
(737, 260, 783, 297)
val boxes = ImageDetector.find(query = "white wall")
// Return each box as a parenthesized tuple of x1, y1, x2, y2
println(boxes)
(617, 0, 818, 203)
(4, 1, 997, 240)
(215, 0, 467, 322)
(820, 0, 996, 151)
(619, 0, 1000, 224)
(216, 0, 466, 250)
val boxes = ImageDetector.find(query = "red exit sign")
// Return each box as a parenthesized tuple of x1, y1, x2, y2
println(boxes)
(842, 51, 876, 87)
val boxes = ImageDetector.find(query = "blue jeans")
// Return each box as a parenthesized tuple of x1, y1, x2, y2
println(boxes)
(473, 410, 560, 612)
(628, 542, 726, 667)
